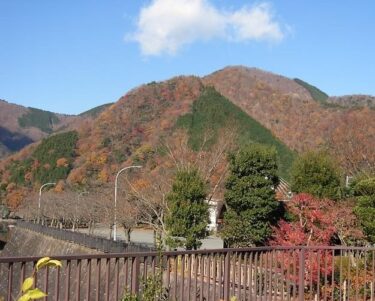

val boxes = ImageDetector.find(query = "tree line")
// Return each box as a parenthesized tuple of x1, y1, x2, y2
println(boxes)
(18, 130, 375, 251)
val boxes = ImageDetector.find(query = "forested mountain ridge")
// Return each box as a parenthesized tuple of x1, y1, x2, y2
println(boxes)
(0, 75, 294, 208)
(0, 66, 374, 209)
(203, 66, 375, 169)
(327, 95, 375, 108)
(0, 99, 77, 156)
(0, 100, 112, 158)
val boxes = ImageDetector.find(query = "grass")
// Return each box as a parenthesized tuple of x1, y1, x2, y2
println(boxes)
(176, 87, 295, 179)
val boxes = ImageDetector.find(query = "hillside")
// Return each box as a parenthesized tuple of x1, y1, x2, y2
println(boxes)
(327, 95, 375, 108)
(0, 143, 8, 158)
(1, 65, 374, 210)
(203, 67, 375, 166)
(79, 103, 114, 118)
(176, 87, 295, 178)
(293, 78, 329, 103)
(0, 101, 114, 159)
(0, 100, 78, 157)
(0, 76, 297, 208)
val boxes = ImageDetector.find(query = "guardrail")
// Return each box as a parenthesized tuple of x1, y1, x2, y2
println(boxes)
(15, 220, 155, 253)
(1, 246, 375, 300)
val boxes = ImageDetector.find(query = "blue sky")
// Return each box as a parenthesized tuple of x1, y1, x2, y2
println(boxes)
(0, 0, 374, 114)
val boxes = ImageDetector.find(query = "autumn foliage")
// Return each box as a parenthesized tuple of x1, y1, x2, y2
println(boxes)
(270, 194, 337, 285)
(271, 193, 336, 246)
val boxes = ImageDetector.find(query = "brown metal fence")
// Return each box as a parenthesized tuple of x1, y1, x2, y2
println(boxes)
(1, 246, 375, 301)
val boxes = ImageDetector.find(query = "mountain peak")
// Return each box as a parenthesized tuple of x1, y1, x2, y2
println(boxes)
(204, 65, 313, 101)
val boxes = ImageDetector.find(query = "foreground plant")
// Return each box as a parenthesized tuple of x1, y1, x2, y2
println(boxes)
(18, 257, 62, 301)
(121, 272, 169, 301)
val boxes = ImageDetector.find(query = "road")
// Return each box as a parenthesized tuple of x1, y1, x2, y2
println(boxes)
(77, 224, 224, 249)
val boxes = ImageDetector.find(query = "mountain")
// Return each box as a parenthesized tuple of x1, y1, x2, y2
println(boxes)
(0, 100, 112, 159)
(1, 66, 374, 210)
(293, 78, 329, 104)
(203, 66, 375, 156)
(0, 99, 77, 156)
(78, 103, 114, 118)
(327, 95, 375, 108)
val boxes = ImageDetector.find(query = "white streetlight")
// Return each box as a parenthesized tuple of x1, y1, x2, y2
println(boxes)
(38, 182, 56, 224)
(113, 165, 142, 241)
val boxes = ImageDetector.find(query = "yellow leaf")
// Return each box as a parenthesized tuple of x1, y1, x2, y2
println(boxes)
(17, 294, 31, 301)
(45, 259, 62, 268)
(27, 288, 48, 299)
(21, 277, 34, 293)
(36, 257, 50, 271)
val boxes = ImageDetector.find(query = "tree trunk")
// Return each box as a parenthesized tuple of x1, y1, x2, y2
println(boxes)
(109, 224, 113, 240)
(122, 225, 132, 243)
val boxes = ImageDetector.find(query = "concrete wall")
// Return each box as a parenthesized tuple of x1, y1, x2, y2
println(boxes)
(1, 226, 100, 257)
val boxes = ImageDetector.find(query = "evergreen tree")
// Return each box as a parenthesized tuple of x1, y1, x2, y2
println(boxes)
(354, 177, 375, 244)
(166, 168, 209, 250)
(290, 151, 342, 199)
(221, 144, 281, 247)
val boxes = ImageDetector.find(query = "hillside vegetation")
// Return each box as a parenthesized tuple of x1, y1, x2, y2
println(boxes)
(327, 95, 375, 108)
(1, 65, 374, 210)
(0, 100, 114, 160)
(0, 126, 33, 152)
(204, 66, 375, 174)
(79, 103, 114, 118)
(18, 107, 60, 133)
(293, 78, 329, 103)
(6, 131, 78, 186)
(177, 87, 295, 178)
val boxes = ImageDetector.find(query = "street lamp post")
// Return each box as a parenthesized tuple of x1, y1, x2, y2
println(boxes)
(113, 165, 142, 241)
(38, 182, 56, 224)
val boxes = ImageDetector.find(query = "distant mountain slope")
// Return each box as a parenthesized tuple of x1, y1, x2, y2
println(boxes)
(0, 100, 79, 156)
(293, 78, 329, 103)
(1, 65, 374, 210)
(203, 66, 375, 158)
(0, 142, 9, 157)
(79, 103, 114, 118)
(0, 76, 297, 208)
(293, 79, 375, 109)
(211, 66, 313, 100)
(327, 95, 375, 108)
(0, 100, 113, 159)
(0, 126, 33, 152)
(0, 76, 204, 198)
(17, 107, 61, 133)
(177, 87, 295, 178)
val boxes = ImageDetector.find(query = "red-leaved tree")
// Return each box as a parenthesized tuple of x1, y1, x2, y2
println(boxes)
(271, 193, 336, 247)
(271, 193, 336, 286)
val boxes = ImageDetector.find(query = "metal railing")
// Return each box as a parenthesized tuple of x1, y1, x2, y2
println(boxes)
(15, 220, 155, 253)
(1, 246, 375, 300)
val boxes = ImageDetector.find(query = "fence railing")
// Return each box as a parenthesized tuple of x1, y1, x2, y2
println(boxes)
(1, 246, 375, 301)
(15, 220, 155, 253)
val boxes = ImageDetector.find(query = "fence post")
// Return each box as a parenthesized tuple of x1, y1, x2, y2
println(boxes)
(223, 251, 231, 301)
(298, 247, 305, 301)
(131, 256, 140, 296)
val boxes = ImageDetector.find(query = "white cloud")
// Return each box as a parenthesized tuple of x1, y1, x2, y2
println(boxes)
(128, 0, 286, 56)
(228, 3, 284, 42)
